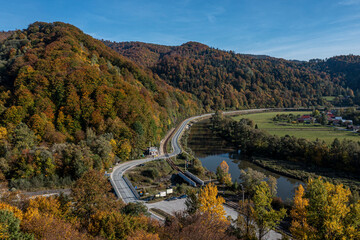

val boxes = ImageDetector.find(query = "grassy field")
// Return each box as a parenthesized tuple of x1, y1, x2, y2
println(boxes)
(232, 111, 360, 144)
(322, 96, 336, 102)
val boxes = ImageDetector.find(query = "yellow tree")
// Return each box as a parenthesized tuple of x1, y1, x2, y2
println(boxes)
(323, 181, 352, 239)
(0, 202, 23, 220)
(27, 196, 71, 220)
(117, 139, 132, 161)
(198, 183, 227, 222)
(0, 127, 7, 140)
(237, 199, 256, 238)
(291, 177, 360, 240)
(346, 202, 360, 239)
(290, 184, 313, 239)
(253, 182, 286, 240)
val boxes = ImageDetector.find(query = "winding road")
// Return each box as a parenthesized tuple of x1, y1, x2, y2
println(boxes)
(109, 114, 209, 203)
(110, 108, 268, 203)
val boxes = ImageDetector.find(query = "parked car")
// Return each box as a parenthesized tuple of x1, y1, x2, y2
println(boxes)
(166, 197, 178, 201)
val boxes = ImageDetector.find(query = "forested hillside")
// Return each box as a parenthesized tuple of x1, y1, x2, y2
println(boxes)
(105, 41, 356, 110)
(0, 22, 201, 188)
(311, 55, 360, 96)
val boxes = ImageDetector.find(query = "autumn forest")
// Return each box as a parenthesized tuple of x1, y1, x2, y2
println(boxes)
(0, 22, 359, 239)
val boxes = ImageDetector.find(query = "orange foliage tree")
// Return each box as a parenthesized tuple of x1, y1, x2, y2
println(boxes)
(216, 160, 232, 186)
(159, 212, 236, 240)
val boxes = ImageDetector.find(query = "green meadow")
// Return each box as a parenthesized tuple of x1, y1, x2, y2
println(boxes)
(322, 96, 336, 102)
(232, 111, 360, 144)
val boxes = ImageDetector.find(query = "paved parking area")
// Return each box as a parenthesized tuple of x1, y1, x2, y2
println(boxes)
(145, 198, 282, 240)
(145, 198, 187, 215)
(146, 198, 238, 220)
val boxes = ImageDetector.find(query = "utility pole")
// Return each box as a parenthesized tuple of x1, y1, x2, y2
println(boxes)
(239, 183, 244, 203)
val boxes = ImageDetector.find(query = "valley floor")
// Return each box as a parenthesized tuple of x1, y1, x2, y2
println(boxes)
(233, 111, 360, 143)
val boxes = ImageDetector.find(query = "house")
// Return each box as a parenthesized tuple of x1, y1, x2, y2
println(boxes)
(326, 112, 335, 121)
(298, 115, 316, 123)
(335, 117, 343, 121)
(331, 116, 343, 125)
(326, 112, 335, 118)
(146, 147, 159, 156)
(343, 119, 353, 125)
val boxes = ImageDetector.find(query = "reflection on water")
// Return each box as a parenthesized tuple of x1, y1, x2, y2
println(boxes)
(188, 119, 301, 201)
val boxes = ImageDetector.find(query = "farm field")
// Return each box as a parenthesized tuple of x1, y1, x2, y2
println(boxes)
(232, 111, 360, 144)
(322, 96, 337, 102)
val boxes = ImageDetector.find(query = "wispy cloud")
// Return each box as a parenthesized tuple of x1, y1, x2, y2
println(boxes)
(338, 0, 360, 5)
(206, 6, 225, 23)
(238, 24, 360, 60)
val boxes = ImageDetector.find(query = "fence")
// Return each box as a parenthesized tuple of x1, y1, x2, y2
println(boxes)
(123, 176, 140, 199)
(178, 172, 196, 187)
(184, 171, 204, 186)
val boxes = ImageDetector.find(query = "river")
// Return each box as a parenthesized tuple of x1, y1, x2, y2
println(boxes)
(187, 119, 302, 201)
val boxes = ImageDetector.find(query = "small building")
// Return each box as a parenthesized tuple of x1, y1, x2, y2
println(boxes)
(326, 112, 335, 118)
(343, 119, 353, 125)
(326, 112, 335, 121)
(298, 115, 316, 123)
(335, 117, 343, 121)
(146, 147, 159, 156)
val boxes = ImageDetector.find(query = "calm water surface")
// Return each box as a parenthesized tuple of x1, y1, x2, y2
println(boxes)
(187, 119, 301, 201)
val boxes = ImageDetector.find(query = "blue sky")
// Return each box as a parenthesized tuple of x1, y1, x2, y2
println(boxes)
(1, 0, 360, 60)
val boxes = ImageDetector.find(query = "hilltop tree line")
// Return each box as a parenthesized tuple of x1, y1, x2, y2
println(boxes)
(105, 41, 359, 110)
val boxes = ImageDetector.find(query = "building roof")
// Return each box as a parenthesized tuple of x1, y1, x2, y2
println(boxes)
(148, 147, 158, 152)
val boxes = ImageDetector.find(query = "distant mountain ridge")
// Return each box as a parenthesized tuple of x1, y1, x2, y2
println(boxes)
(104, 40, 359, 109)
(1, 23, 360, 145)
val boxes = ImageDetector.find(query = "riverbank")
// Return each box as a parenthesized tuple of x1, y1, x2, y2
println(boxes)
(251, 157, 360, 192)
